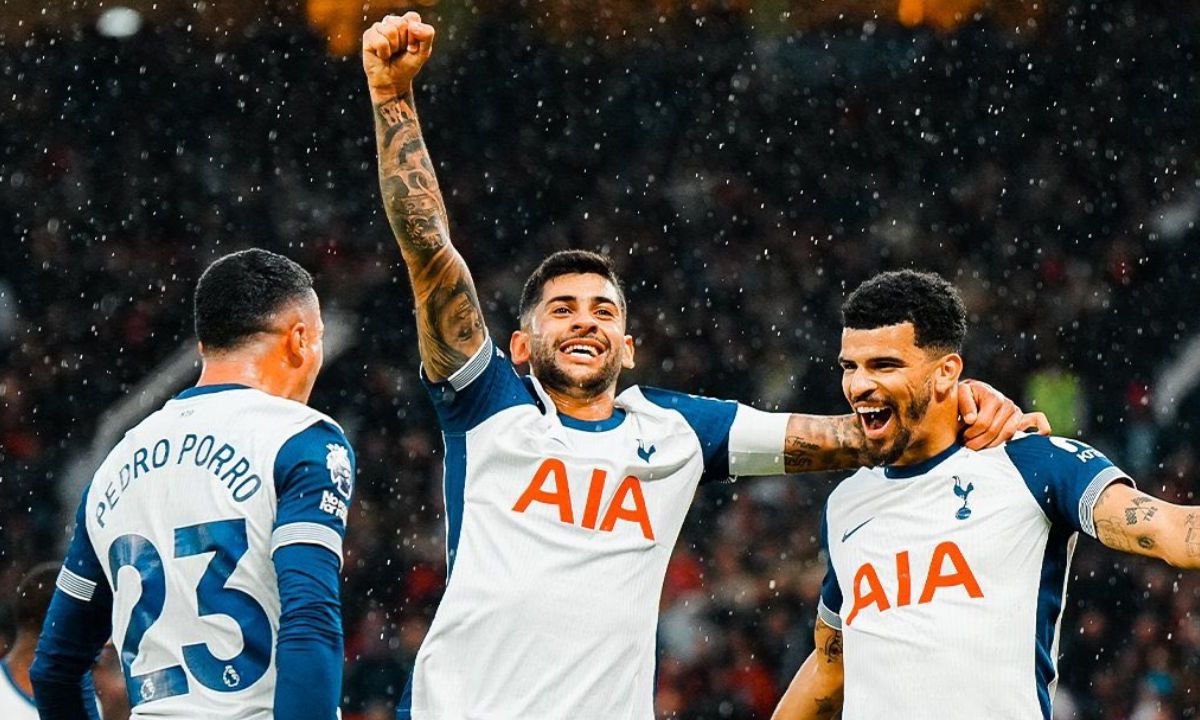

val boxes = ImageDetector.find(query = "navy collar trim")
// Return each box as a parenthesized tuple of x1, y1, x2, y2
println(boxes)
(558, 408, 627, 432)
(884, 442, 963, 479)
(174, 383, 252, 400)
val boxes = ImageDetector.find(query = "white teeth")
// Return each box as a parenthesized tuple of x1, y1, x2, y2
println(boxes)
(563, 343, 598, 357)
(856, 406, 884, 414)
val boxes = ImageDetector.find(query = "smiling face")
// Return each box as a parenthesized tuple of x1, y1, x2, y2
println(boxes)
(839, 322, 961, 466)
(510, 272, 635, 400)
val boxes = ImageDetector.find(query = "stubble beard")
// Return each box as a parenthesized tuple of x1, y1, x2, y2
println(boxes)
(867, 380, 933, 467)
(530, 335, 623, 399)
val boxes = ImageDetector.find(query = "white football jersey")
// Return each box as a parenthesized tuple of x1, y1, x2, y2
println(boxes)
(818, 435, 1130, 719)
(0, 660, 37, 720)
(55, 384, 354, 719)
(399, 338, 790, 720)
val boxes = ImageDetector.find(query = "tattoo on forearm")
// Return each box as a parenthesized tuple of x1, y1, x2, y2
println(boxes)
(373, 91, 484, 378)
(374, 93, 450, 261)
(784, 416, 868, 473)
(814, 696, 839, 718)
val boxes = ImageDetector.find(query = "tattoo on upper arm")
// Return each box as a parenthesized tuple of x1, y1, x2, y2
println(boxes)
(814, 697, 837, 715)
(821, 630, 843, 664)
(1124, 496, 1157, 525)
(1185, 514, 1200, 558)
(374, 93, 485, 377)
(784, 416, 868, 473)
(1095, 518, 1132, 552)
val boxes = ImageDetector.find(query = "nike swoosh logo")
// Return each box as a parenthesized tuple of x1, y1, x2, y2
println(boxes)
(841, 517, 874, 542)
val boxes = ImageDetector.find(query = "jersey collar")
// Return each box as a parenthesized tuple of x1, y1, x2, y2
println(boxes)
(558, 408, 627, 432)
(883, 442, 963, 479)
(174, 383, 252, 400)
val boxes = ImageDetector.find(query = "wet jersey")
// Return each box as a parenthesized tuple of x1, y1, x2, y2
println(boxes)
(818, 435, 1130, 719)
(51, 384, 354, 719)
(400, 338, 791, 720)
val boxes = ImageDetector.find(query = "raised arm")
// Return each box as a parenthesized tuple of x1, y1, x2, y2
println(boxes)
(782, 381, 1049, 473)
(363, 13, 485, 381)
(1091, 483, 1200, 569)
(771, 618, 844, 720)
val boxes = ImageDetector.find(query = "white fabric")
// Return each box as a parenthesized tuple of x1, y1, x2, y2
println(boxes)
(727, 405, 790, 476)
(407, 380, 781, 720)
(82, 387, 335, 720)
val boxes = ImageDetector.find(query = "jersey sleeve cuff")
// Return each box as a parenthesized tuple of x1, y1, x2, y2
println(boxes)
(271, 523, 344, 568)
(727, 406, 791, 477)
(1078, 465, 1133, 538)
(56, 567, 98, 603)
(817, 598, 843, 630)
(419, 336, 494, 392)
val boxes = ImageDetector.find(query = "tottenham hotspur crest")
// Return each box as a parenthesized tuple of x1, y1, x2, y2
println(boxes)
(326, 443, 353, 498)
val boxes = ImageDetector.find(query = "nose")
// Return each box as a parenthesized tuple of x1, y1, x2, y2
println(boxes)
(847, 368, 877, 402)
(571, 311, 599, 334)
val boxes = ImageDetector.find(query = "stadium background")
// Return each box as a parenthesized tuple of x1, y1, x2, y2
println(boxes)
(3, 0, 1200, 717)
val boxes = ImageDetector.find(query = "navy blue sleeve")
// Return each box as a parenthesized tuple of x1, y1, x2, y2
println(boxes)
(639, 387, 738, 482)
(272, 543, 343, 720)
(421, 337, 537, 434)
(1005, 434, 1132, 537)
(272, 421, 356, 564)
(32, 488, 110, 720)
(816, 505, 843, 630)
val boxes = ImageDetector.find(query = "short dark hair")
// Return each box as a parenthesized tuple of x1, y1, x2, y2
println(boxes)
(518, 250, 627, 324)
(14, 562, 59, 632)
(194, 249, 314, 351)
(842, 270, 967, 352)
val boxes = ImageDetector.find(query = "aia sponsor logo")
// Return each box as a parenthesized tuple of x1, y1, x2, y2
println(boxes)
(512, 458, 655, 540)
(846, 541, 983, 625)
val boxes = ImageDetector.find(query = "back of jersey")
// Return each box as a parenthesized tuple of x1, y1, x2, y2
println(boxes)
(65, 384, 346, 718)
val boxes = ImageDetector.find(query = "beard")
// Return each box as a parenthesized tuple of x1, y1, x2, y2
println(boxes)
(529, 334, 623, 399)
(865, 379, 933, 466)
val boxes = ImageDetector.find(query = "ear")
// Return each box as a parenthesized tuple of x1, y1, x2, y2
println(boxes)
(510, 330, 531, 365)
(934, 353, 964, 396)
(621, 334, 636, 369)
(285, 321, 309, 368)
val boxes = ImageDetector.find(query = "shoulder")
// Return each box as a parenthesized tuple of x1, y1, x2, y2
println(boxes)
(825, 467, 883, 512)
(999, 433, 1108, 474)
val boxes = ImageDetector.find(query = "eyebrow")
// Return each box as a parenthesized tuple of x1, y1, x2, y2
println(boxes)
(545, 294, 620, 308)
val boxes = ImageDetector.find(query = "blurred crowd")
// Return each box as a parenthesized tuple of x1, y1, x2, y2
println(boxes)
(3, 1, 1200, 718)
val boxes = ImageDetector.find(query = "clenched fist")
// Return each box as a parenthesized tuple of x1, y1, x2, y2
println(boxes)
(363, 12, 435, 99)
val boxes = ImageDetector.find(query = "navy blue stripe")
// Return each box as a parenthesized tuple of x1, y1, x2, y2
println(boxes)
(883, 442, 962, 479)
(174, 383, 251, 400)
(1033, 524, 1072, 719)
(444, 433, 468, 577)
(395, 671, 414, 719)
(558, 408, 627, 432)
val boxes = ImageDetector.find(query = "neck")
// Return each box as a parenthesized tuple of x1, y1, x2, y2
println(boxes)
(3, 632, 36, 696)
(892, 402, 960, 467)
(542, 384, 617, 421)
(197, 357, 299, 402)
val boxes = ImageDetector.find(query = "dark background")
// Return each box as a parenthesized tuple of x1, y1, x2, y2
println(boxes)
(3, 1, 1200, 717)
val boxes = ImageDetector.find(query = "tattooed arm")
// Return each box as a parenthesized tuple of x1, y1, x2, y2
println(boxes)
(771, 619, 844, 720)
(1091, 483, 1200, 568)
(782, 382, 1046, 473)
(363, 13, 486, 381)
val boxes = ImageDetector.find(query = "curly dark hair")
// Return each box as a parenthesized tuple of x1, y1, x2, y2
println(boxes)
(194, 249, 314, 352)
(518, 250, 627, 325)
(842, 270, 967, 352)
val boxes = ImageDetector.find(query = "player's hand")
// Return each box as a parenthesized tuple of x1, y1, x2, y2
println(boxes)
(363, 12, 435, 98)
(957, 379, 1051, 450)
